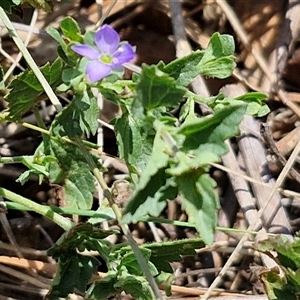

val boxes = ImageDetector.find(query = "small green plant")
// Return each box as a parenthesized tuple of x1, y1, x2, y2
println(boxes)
(258, 235, 300, 300)
(0, 2, 270, 299)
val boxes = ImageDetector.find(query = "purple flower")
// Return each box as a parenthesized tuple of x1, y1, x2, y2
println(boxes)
(71, 25, 135, 82)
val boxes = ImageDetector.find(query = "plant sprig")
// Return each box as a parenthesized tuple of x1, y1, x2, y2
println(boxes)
(0, 11, 270, 299)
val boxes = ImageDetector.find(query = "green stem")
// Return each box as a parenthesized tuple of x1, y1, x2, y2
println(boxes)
(6, 202, 267, 236)
(20, 121, 101, 151)
(0, 7, 62, 113)
(0, 187, 74, 231)
(0, 156, 26, 164)
(33, 107, 47, 130)
(73, 136, 163, 300)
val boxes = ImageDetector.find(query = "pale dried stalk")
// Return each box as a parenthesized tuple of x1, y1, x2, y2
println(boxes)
(202, 135, 300, 299)
(3, 9, 38, 81)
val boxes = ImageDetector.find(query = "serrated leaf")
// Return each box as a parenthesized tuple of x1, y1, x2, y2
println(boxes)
(236, 92, 270, 117)
(115, 269, 154, 300)
(48, 254, 99, 299)
(212, 92, 269, 117)
(47, 224, 115, 299)
(60, 16, 82, 42)
(260, 268, 299, 300)
(259, 236, 300, 270)
(5, 58, 63, 119)
(86, 272, 119, 299)
(123, 169, 177, 224)
(201, 32, 235, 62)
(52, 90, 99, 138)
(76, 255, 99, 292)
(120, 248, 158, 277)
(159, 50, 204, 86)
(179, 104, 247, 156)
(258, 236, 300, 299)
(144, 238, 205, 273)
(198, 32, 236, 79)
(122, 132, 177, 223)
(115, 110, 152, 174)
(134, 64, 186, 111)
(48, 223, 115, 257)
(46, 139, 95, 209)
(177, 172, 219, 245)
(48, 255, 81, 299)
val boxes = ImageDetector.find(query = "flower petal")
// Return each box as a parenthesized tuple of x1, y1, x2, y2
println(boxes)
(94, 24, 120, 54)
(71, 44, 99, 60)
(111, 43, 136, 67)
(86, 61, 112, 82)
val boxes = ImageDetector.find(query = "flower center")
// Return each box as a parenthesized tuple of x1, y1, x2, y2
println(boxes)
(100, 54, 112, 64)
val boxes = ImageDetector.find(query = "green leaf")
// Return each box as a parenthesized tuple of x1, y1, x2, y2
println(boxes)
(212, 92, 270, 117)
(179, 104, 247, 156)
(46, 26, 68, 53)
(159, 50, 204, 86)
(52, 90, 99, 138)
(177, 172, 219, 245)
(120, 248, 158, 278)
(60, 16, 82, 42)
(168, 151, 219, 176)
(48, 255, 81, 299)
(5, 58, 63, 119)
(87, 207, 115, 224)
(235, 91, 268, 102)
(122, 132, 177, 223)
(134, 64, 186, 112)
(16, 153, 56, 185)
(199, 56, 236, 79)
(257, 104, 270, 117)
(123, 169, 177, 224)
(198, 32, 236, 78)
(46, 139, 96, 209)
(115, 268, 154, 300)
(258, 236, 300, 271)
(260, 268, 299, 300)
(258, 236, 300, 299)
(48, 254, 99, 299)
(236, 92, 270, 116)
(76, 255, 99, 292)
(86, 272, 119, 299)
(115, 110, 152, 174)
(144, 238, 205, 273)
(201, 32, 235, 62)
(47, 224, 116, 299)
(1, 0, 16, 13)
(48, 223, 115, 258)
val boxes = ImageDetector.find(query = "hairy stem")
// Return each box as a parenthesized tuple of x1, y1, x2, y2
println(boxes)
(0, 187, 74, 231)
(74, 136, 163, 300)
